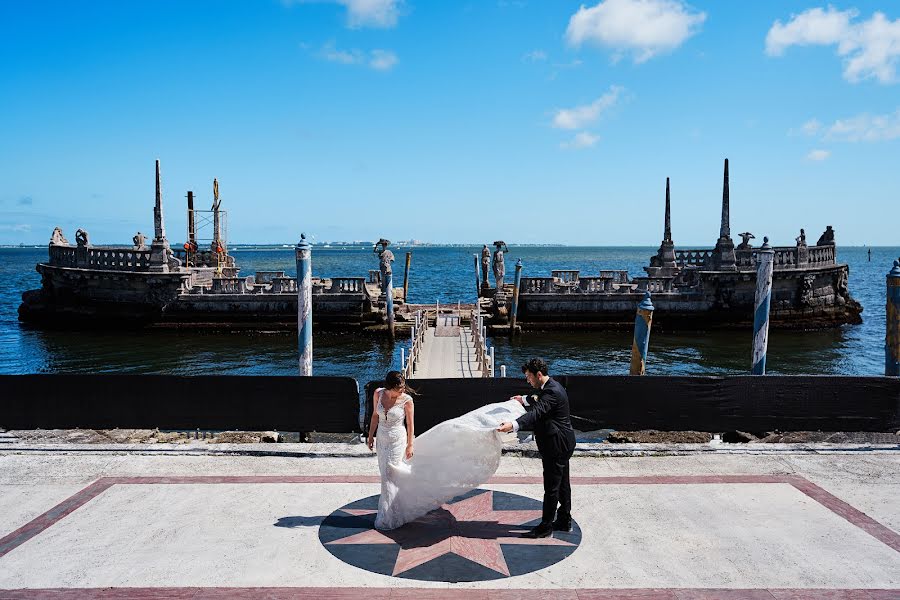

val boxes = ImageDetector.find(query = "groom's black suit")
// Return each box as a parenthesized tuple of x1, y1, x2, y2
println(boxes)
(515, 377, 577, 525)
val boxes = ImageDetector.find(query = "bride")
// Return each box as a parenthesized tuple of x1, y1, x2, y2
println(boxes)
(366, 371, 525, 530)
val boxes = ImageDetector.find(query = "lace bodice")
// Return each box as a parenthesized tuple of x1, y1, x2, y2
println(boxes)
(375, 390, 410, 429)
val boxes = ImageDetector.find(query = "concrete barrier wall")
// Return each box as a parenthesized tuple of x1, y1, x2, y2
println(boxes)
(0, 375, 360, 432)
(365, 375, 900, 434)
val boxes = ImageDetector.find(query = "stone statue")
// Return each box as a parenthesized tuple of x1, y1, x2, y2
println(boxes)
(492, 241, 508, 289)
(49, 227, 69, 246)
(75, 228, 90, 248)
(795, 228, 807, 246)
(737, 232, 755, 250)
(816, 226, 835, 246)
(480, 245, 490, 287)
(165, 247, 182, 270)
(836, 269, 848, 298)
(374, 238, 394, 291)
(133, 231, 147, 249)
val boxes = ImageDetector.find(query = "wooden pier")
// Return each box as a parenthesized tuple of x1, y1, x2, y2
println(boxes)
(401, 306, 494, 379)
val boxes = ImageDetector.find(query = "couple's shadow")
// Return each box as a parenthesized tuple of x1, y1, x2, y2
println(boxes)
(275, 514, 371, 529)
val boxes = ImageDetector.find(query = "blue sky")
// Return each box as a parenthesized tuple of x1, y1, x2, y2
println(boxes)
(1, 0, 898, 246)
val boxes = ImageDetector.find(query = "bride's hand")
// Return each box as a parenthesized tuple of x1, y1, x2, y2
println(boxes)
(510, 395, 525, 405)
(367, 436, 374, 451)
(405, 444, 414, 459)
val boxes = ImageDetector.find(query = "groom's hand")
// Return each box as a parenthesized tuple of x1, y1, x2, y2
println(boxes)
(509, 395, 525, 405)
(497, 422, 514, 433)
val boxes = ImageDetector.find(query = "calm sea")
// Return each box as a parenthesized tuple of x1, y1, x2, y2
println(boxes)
(1, 245, 898, 383)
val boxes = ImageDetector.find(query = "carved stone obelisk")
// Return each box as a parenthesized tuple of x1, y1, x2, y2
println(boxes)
(712, 158, 736, 271)
(149, 159, 172, 273)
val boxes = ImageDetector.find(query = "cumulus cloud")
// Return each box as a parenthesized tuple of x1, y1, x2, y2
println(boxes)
(766, 7, 900, 84)
(286, 0, 402, 29)
(565, 0, 706, 64)
(552, 85, 624, 130)
(825, 109, 900, 141)
(369, 49, 398, 70)
(802, 118, 822, 135)
(318, 42, 398, 71)
(806, 149, 831, 161)
(560, 132, 600, 149)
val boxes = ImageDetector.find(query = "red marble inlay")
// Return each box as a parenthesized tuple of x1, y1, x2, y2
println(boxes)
(326, 491, 569, 576)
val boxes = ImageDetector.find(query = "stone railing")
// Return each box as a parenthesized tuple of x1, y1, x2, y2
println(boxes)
(87, 248, 152, 271)
(254, 271, 286, 284)
(48, 245, 77, 267)
(599, 270, 630, 283)
(552, 270, 580, 283)
(48, 245, 153, 271)
(329, 277, 366, 293)
(735, 244, 836, 270)
(270, 277, 298, 293)
(578, 277, 611, 293)
(522, 277, 555, 293)
(675, 249, 712, 268)
(368, 270, 382, 285)
(633, 277, 674, 293)
(210, 277, 248, 294)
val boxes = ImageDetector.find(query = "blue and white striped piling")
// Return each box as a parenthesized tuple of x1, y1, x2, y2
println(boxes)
(629, 292, 654, 375)
(509, 259, 523, 336)
(886, 260, 900, 376)
(385, 269, 395, 338)
(751, 237, 775, 375)
(296, 234, 312, 376)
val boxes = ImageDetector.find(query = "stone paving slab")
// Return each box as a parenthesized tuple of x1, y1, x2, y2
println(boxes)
(0, 450, 898, 597)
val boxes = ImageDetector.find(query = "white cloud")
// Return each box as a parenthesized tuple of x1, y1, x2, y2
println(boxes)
(806, 149, 830, 161)
(0, 224, 31, 232)
(286, 0, 402, 29)
(802, 118, 822, 135)
(552, 86, 624, 130)
(369, 49, 398, 71)
(523, 49, 548, 62)
(766, 7, 900, 84)
(342, 0, 401, 28)
(318, 42, 397, 71)
(825, 109, 900, 141)
(560, 131, 600, 149)
(565, 0, 706, 64)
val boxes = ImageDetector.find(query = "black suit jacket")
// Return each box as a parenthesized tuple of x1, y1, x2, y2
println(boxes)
(515, 378, 576, 458)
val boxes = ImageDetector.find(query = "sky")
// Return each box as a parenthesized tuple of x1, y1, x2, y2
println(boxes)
(1, 0, 899, 246)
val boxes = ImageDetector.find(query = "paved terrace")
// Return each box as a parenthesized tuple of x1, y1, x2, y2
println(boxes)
(0, 442, 898, 598)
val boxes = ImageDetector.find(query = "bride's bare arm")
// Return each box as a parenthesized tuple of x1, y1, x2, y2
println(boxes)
(367, 392, 380, 451)
(404, 399, 415, 459)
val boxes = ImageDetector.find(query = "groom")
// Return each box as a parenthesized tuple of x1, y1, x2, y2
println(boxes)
(498, 358, 576, 538)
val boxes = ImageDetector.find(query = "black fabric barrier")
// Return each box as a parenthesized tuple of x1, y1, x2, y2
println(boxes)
(0, 375, 360, 432)
(365, 375, 900, 434)
(363, 378, 533, 436)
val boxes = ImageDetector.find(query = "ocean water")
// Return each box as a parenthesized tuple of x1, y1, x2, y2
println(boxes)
(1, 245, 898, 384)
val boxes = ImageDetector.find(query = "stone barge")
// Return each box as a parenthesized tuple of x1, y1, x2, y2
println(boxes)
(483, 160, 862, 331)
(18, 161, 400, 331)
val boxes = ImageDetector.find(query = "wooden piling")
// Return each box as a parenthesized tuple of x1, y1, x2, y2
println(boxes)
(509, 259, 523, 336)
(403, 252, 411, 303)
(887, 260, 900, 376)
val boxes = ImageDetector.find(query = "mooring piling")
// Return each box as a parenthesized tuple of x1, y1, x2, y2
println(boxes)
(751, 237, 775, 375)
(296, 234, 312, 376)
(403, 252, 411, 303)
(473, 254, 480, 297)
(629, 292, 654, 375)
(886, 259, 900, 376)
(500, 365, 506, 378)
(385, 269, 395, 338)
(509, 258, 523, 336)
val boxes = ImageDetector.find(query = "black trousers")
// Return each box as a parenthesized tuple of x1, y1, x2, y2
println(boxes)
(540, 454, 572, 524)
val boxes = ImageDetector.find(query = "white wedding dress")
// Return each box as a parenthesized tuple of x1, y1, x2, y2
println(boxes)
(373, 390, 525, 530)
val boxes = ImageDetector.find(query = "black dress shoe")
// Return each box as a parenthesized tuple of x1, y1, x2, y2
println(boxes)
(522, 522, 554, 538)
(552, 519, 573, 532)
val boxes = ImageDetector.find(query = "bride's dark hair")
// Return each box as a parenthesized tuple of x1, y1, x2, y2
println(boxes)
(384, 370, 418, 396)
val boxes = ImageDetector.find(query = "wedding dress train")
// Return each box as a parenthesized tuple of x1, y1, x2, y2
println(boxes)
(374, 395, 525, 530)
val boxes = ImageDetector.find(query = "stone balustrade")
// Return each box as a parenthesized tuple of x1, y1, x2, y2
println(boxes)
(49, 245, 153, 271)
(270, 277, 298, 294)
(368, 270, 382, 285)
(634, 277, 674, 293)
(675, 249, 712, 268)
(254, 271, 286, 284)
(48, 245, 77, 267)
(598, 270, 630, 283)
(210, 277, 247, 294)
(329, 277, 366, 293)
(552, 270, 580, 284)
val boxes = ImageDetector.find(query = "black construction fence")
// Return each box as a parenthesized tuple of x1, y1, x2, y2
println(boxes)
(1, 374, 898, 435)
